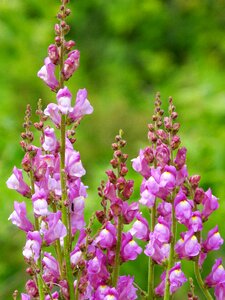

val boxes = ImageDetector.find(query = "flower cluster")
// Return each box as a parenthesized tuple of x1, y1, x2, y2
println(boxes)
(8, 1, 224, 300)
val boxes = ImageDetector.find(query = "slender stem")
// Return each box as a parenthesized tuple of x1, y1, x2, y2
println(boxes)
(194, 231, 213, 300)
(75, 270, 81, 300)
(58, 15, 75, 300)
(163, 204, 176, 300)
(147, 206, 156, 300)
(194, 260, 213, 300)
(112, 214, 123, 287)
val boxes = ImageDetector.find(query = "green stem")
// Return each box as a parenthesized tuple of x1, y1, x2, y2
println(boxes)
(163, 205, 176, 300)
(194, 260, 213, 300)
(112, 214, 123, 287)
(194, 231, 213, 300)
(148, 206, 156, 300)
(75, 270, 81, 300)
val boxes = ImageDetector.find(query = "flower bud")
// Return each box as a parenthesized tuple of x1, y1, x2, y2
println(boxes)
(48, 44, 59, 64)
(189, 175, 201, 189)
(194, 187, 205, 204)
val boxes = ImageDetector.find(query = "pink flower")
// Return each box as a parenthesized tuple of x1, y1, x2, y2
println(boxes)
(65, 147, 86, 178)
(202, 188, 219, 220)
(6, 167, 30, 197)
(117, 276, 137, 300)
(42, 127, 59, 152)
(25, 280, 38, 298)
(155, 262, 187, 296)
(8, 201, 33, 232)
(215, 282, 225, 300)
(56, 86, 73, 114)
(121, 232, 142, 262)
(42, 252, 60, 281)
(186, 211, 203, 232)
(44, 103, 61, 127)
(32, 189, 49, 217)
(37, 57, 59, 90)
(131, 147, 153, 178)
(70, 196, 85, 235)
(130, 213, 150, 241)
(175, 230, 201, 259)
(62, 50, 80, 80)
(69, 88, 93, 121)
(174, 189, 193, 224)
(40, 211, 67, 245)
(23, 231, 42, 262)
(202, 226, 224, 252)
(94, 222, 116, 249)
(205, 258, 225, 287)
(144, 232, 170, 264)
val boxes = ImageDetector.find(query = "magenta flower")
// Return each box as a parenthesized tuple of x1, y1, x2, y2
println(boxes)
(40, 211, 67, 245)
(70, 196, 85, 235)
(144, 232, 170, 264)
(44, 103, 61, 127)
(155, 143, 170, 167)
(122, 202, 138, 224)
(94, 286, 118, 300)
(25, 280, 38, 298)
(129, 213, 149, 241)
(186, 211, 203, 232)
(174, 189, 193, 224)
(205, 258, 225, 287)
(21, 294, 31, 300)
(169, 262, 187, 294)
(6, 167, 30, 197)
(155, 262, 187, 296)
(202, 188, 219, 220)
(131, 147, 153, 178)
(117, 276, 137, 300)
(32, 189, 49, 217)
(45, 291, 59, 300)
(94, 222, 116, 249)
(70, 247, 82, 267)
(175, 230, 201, 259)
(120, 232, 142, 262)
(202, 226, 224, 252)
(69, 88, 93, 121)
(87, 249, 110, 289)
(157, 201, 172, 222)
(65, 147, 86, 178)
(42, 127, 59, 152)
(153, 216, 171, 243)
(23, 231, 42, 262)
(139, 179, 156, 207)
(62, 50, 80, 80)
(215, 282, 225, 300)
(56, 86, 73, 114)
(8, 201, 33, 232)
(37, 57, 59, 90)
(42, 252, 60, 281)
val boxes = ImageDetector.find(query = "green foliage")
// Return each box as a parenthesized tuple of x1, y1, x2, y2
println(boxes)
(1, 0, 225, 298)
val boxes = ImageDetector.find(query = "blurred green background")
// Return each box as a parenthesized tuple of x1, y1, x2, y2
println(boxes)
(1, 0, 225, 298)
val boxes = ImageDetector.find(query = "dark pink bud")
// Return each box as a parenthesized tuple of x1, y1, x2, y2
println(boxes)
(156, 129, 168, 142)
(106, 170, 117, 183)
(48, 44, 59, 64)
(164, 116, 172, 129)
(54, 24, 60, 35)
(117, 177, 126, 190)
(171, 135, 180, 150)
(189, 175, 201, 189)
(122, 180, 134, 200)
(174, 147, 187, 170)
(25, 280, 38, 297)
(148, 131, 157, 142)
(194, 188, 205, 204)
(65, 40, 76, 51)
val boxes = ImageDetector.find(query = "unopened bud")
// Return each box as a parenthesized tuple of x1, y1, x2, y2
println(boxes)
(194, 187, 205, 204)
(189, 175, 201, 189)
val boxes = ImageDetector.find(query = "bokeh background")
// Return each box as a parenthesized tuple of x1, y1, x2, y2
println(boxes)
(1, 0, 225, 298)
